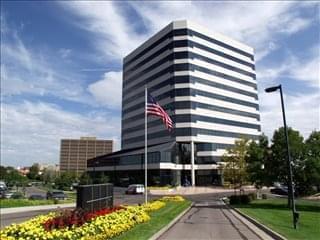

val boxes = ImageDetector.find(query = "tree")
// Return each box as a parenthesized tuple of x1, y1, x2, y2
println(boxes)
(222, 138, 250, 191)
(268, 127, 304, 185)
(79, 172, 92, 185)
(54, 172, 77, 190)
(268, 127, 305, 207)
(41, 168, 58, 184)
(0, 166, 28, 187)
(27, 163, 40, 180)
(246, 134, 270, 188)
(304, 131, 320, 192)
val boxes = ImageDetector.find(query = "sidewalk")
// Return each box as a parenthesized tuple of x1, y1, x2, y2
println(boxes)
(157, 199, 274, 240)
(0, 203, 75, 215)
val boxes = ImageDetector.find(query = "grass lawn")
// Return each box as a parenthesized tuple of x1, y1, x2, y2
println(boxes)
(0, 198, 74, 208)
(235, 198, 320, 240)
(114, 200, 191, 240)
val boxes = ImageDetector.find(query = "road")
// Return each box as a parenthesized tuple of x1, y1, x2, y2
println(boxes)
(0, 187, 158, 229)
(158, 199, 268, 240)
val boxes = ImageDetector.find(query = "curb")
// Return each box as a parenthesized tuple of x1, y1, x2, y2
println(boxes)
(226, 202, 286, 240)
(0, 203, 75, 215)
(149, 202, 193, 240)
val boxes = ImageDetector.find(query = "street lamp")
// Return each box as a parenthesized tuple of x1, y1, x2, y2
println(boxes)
(265, 84, 299, 229)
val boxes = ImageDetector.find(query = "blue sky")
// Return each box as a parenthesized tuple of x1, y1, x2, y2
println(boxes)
(1, 1, 319, 167)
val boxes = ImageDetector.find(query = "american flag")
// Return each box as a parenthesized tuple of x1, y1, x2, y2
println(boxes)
(146, 93, 173, 130)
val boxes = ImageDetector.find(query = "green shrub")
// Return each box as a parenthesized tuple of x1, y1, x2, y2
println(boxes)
(11, 192, 24, 199)
(229, 195, 241, 204)
(240, 195, 251, 204)
(248, 192, 257, 201)
(229, 194, 252, 205)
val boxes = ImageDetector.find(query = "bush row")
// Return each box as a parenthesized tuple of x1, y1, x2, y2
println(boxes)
(229, 193, 256, 205)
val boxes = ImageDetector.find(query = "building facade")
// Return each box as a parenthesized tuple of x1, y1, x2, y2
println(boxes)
(88, 20, 260, 186)
(60, 137, 113, 175)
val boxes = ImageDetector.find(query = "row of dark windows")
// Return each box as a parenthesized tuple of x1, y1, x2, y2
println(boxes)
(122, 100, 260, 126)
(122, 75, 257, 107)
(125, 44, 255, 80)
(122, 127, 259, 145)
(90, 152, 161, 167)
(124, 28, 254, 67)
(122, 113, 260, 137)
(196, 156, 221, 164)
(123, 62, 256, 97)
(122, 86, 258, 117)
(176, 114, 261, 130)
(196, 142, 234, 151)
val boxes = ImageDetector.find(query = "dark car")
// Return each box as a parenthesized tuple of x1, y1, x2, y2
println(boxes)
(46, 190, 66, 200)
(29, 194, 45, 200)
(271, 187, 288, 195)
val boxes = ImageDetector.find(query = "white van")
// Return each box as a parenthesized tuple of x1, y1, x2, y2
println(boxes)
(125, 184, 145, 194)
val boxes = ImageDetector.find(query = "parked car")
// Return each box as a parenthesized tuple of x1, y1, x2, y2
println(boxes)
(0, 189, 5, 198)
(29, 194, 45, 200)
(46, 190, 66, 200)
(0, 181, 7, 191)
(4, 191, 14, 199)
(125, 184, 145, 194)
(11, 192, 24, 199)
(271, 187, 288, 195)
(270, 186, 298, 197)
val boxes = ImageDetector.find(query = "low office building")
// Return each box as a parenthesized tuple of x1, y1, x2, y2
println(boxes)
(60, 137, 113, 175)
(88, 20, 261, 186)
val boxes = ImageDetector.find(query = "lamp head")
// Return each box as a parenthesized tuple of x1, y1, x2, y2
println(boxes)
(265, 85, 280, 93)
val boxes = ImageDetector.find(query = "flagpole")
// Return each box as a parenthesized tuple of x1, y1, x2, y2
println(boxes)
(145, 87, 148, 204)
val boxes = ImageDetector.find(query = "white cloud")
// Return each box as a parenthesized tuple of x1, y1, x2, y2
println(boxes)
(128, 1, 316, 62)
(259, 91, 320, 140)
(1, 24, 91, 104)
(257, 47, 320, 89)
(1, 101, 121, 167)
(58, 1, 318, 65)
(59, 1, 146, 62)
(88, 71, 122, 109)
(58, 48, 72, 59)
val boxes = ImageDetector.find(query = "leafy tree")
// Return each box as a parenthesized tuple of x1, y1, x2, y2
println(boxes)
(0, 166, 28, 187)
(79, 172, 92, 185)
(41, 168, 58, 184)
(246, 134, 270, 188)
(94, 173, 109, 184)
(268, 127, 304, 186)
(304, 131, 320, 192)
(222, 138, 250, 190)
(27, 163, 40, 180)
(54, 172, 77, 190)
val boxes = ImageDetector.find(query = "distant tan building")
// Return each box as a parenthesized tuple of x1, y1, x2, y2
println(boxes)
(60, 137, 113, 174)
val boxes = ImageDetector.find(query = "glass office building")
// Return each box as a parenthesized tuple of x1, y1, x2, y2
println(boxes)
(88, 20, 261, 186)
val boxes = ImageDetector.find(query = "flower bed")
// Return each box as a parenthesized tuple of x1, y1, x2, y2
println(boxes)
(43, 206, 124, 231)
(161, 195, 185, 202)
(0, 197, 185, 240)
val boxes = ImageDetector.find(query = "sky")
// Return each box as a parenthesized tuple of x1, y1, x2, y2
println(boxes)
(1, 1, 319, 167)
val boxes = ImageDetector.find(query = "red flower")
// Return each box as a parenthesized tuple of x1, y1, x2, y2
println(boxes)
(42, 206, 123, 231)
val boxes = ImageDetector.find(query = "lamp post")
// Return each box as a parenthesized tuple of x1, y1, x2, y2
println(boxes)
(265, 84, 299, 229)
